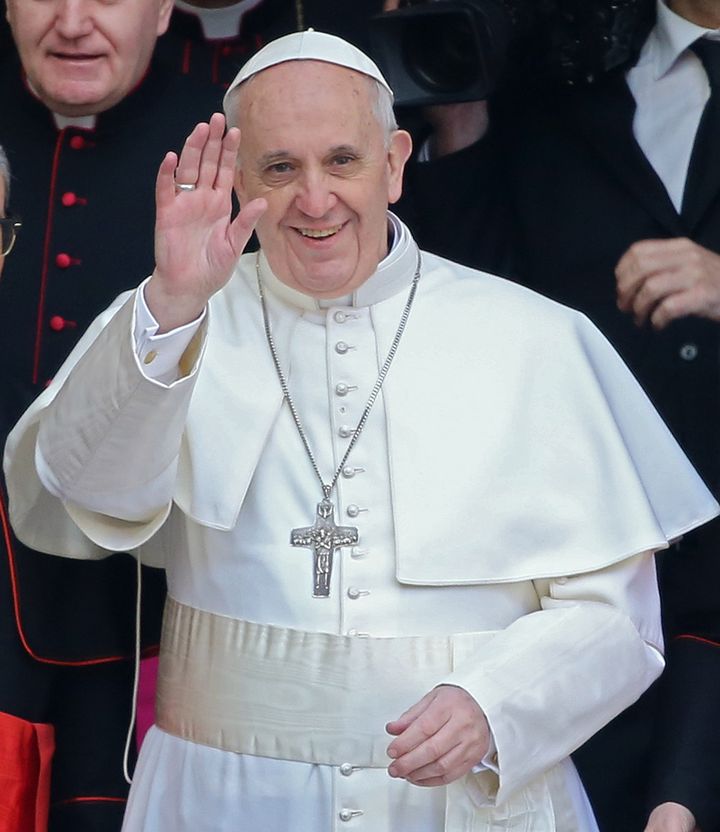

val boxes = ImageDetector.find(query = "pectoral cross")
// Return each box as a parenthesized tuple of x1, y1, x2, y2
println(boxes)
(291, 498, 359, 597)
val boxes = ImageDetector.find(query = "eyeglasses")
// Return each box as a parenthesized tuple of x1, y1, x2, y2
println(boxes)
(0, 216, 21, 256)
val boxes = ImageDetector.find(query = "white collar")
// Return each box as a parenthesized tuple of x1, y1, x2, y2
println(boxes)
(52, 113, 97, 130)
(644, 0, 720, 80)
(257, 212, 421, 313)
(173, 0, 264, 40)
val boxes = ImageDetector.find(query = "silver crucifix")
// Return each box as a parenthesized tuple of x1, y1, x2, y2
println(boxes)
(291, 498, 359, 597)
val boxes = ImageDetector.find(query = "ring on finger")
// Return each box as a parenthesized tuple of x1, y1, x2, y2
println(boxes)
(174, 181, 197, 193)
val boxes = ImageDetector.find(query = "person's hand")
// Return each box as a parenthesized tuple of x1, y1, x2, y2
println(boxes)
(385, 685, 490, 786)
(643, 801, 699, 832)
(147, 112, 267, 332)
(615, 238, 720, 330)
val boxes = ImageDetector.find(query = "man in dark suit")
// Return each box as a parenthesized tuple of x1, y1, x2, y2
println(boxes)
(0, 1, 222, 829)
(389, 1, 720, 829)
(506, 2, 720, 830)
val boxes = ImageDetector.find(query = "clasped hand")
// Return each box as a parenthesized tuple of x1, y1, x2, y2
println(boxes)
(386, 685, 490, 786)
(616, 237, 720, 330)
(644, 801, 700, 832)
(147, 113, 267, 333)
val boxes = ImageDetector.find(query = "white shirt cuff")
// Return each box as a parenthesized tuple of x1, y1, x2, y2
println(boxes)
(134, 279, 206, 383)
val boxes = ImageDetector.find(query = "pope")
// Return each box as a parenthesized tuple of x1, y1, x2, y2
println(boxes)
(4, 30, 719, 832)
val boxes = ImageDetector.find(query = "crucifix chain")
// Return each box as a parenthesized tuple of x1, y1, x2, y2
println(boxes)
(256, 251, 422, 596)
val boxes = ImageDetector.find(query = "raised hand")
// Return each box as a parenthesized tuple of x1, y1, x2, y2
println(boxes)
(386, 685, 491, 786)
(147, 112, 267, 332)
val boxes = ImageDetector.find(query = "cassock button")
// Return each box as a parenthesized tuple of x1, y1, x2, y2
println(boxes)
(556, 576, 568, 585)
(69, 135, 87, 150)
(61, 192, 86, 207)
(49, 316, 77, 332)
(334, 311, 347, 323)
(346, 504, 361, 518)
(679, 343, 699, 361)
(335, 341, 350, 355)
(347, 587, 369, 600)
(339, 763, 354, 776)
(339, 809, 363, 821)
(56, 252, 72, 269)
(338, 425, 355, 438)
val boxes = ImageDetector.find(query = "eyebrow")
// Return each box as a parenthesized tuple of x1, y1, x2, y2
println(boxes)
(257, 151, 294, 168)
(256, 145, 363, 169)
(326, 145, 361, 157)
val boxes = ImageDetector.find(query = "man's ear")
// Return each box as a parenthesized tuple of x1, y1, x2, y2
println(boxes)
(387, 129, 413, 205)
(157, 0, 174, 36)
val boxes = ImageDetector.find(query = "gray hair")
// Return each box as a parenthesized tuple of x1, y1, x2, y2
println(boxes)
(224, 71, 398, 153)
(0, 146, 9, 208)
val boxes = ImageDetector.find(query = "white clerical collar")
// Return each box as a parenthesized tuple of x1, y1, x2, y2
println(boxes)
(53, 113, 97, 130)
(257, 212, 419, 313)
(174, 0, 264, 40)
(645, 0, 720, 80)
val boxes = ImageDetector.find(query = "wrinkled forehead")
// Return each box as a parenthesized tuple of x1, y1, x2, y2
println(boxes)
(228, 60, 378, 129)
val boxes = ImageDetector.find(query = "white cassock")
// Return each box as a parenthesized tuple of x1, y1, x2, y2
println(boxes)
(5, 215, 718, 832)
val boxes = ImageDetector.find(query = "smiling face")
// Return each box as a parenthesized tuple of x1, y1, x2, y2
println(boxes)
(6, 0, 173, 116)
(233, 61, 412, 299)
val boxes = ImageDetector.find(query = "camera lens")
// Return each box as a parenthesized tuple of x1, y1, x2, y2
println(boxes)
(401, 13, 481, 93)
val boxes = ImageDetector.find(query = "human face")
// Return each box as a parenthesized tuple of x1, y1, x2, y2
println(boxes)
(234, 61, 412, 299)
(6, 0, 173, 117)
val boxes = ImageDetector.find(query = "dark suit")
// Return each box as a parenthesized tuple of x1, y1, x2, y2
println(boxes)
(0, 47, 218, 832)
(506, 69, 720, 832)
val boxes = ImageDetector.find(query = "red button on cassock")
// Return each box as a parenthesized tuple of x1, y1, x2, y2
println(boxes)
(49, 316, 77, 332)
(62, 192, 77, 207)
(55, 253, 72, 268)
(69, 135, 86, 150)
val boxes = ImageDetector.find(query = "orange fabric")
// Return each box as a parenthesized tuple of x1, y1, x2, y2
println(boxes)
(0, 712, 55, 832)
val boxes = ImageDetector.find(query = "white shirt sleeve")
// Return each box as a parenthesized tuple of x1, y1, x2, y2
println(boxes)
(134, 278, 206, 385)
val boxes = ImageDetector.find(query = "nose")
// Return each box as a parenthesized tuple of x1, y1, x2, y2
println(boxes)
(54, 0, 94, 39)
(294, 170, 338, 219)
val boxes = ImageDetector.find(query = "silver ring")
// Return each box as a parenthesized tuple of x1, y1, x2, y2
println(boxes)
(174, 181, 197, 192)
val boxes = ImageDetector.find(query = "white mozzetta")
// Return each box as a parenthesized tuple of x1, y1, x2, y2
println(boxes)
(4, 216, 716, 830)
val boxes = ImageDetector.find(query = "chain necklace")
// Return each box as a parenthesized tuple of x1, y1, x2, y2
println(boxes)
(256, 250, 422, 596)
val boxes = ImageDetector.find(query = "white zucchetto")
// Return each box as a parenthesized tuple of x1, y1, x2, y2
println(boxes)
(222, 29, 393, 110)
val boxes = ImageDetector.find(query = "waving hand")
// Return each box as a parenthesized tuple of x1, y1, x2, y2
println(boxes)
(146, 112, 267, 332)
